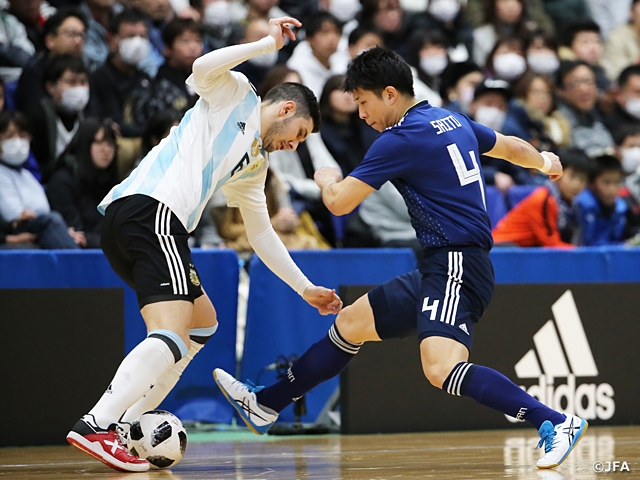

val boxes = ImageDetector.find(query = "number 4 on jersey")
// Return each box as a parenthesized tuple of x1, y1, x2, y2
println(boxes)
(447, 143, 486, 209)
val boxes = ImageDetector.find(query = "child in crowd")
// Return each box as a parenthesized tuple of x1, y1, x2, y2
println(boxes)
(576, 155, 627, 245)
(493, 148, 592, 246)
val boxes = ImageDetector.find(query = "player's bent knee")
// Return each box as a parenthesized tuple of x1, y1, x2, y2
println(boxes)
(334, 306, 366, 343)
(421, 363, 451, 389)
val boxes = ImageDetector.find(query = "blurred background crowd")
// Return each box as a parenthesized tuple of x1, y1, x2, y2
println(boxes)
(1, 0, 640, 254)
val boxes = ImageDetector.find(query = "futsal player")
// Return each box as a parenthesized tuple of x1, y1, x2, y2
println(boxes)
(215, 48, 587, 470)
(66, 17, 342, 472)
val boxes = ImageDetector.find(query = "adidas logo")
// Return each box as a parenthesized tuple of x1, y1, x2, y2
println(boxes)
(506, 290, 614, 423)
(237, 121, 246, 134)
(459, 323, 469, 335)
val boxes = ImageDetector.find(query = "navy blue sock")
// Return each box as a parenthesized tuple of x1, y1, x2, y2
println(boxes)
(256, 324, 361, 413)
(443, 362, 565, 430)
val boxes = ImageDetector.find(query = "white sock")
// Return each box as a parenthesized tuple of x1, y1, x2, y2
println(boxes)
(120, 341, 204, 423)
(121, 325, 218, 424)
(88, 332, 187, 428)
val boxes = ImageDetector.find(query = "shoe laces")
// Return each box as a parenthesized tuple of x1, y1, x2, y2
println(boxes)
(537, 421, 557, 453)
(244, 379, 265, 394)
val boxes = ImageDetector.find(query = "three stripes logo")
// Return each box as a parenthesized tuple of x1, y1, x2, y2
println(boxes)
(506, 290, 615, 423)
(237, 122, 246, 134)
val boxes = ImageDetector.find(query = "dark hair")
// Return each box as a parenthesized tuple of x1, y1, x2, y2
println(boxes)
(162, 17, 203, 48)
(439, 60, 482, 99)
(257, 65, 301, 98)
(589, 155, 623, 182)
(407, 30, 447, 69)
(0, 110, 30, 136)
(43, 54, 87, 85)
(62, 118, 118, 195)
(525, 29, 558, 53)
(514, 71, 557, 111)
(142, 109, 182, 157)
(304, 11, 342, 38)
(487, 0, 527, 31)
(556, 60, 592, 88)
(110, 9, 147, 35)
(344, 47, 414, 97)
(43, 7, 88, 40)
(262, 82, 321, 133)
(562, 19, 601, 47)
(617, 64, 640, 89)
(557, 147, 593, 174)
(348, 25, 383, 46)
(319, 75, 347, 121)
(613, 124, 640, 146)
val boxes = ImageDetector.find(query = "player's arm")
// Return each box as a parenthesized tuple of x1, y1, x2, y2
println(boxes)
(484, 132, 563, 181)
(191, 17, 301, 89)
(314, 167, 375, 216)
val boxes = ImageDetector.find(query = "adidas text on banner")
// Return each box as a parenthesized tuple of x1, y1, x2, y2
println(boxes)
(213, 368, 278, 435)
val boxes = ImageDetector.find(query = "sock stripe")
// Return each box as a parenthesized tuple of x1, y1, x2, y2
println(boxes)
(445, 362, 473, 396)
(453, 362, 473, 396)
(328, 324, 361, 355)
(189, 324, 218, 344)
(148, 329, 188, 363)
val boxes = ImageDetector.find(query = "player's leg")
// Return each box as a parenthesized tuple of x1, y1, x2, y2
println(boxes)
(418, 248, 587, 469)
(214, 271, 420, 434)
(121, 290, 219, 425)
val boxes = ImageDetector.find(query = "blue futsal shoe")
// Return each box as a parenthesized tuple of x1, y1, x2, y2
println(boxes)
(537, 413, 588, 469)
(213, 368, 278, 435)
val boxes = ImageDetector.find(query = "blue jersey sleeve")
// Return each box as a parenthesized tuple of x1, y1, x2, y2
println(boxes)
(468, 118, 497, 154)
(349, 131, 412, 190)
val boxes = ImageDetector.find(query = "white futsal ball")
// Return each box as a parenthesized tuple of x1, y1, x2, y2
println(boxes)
(128, 410, 188, 469)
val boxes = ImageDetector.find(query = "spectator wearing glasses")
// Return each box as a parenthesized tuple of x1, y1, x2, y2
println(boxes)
(15, 8, 88, 115)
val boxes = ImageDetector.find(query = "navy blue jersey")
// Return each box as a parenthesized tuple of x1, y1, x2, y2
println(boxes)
(350, 101, 497, 250)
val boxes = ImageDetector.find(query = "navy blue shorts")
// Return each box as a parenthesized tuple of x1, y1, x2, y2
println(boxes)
(368, 246, 494, 351)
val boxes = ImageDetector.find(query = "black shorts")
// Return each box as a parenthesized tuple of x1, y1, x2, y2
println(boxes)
(101, 194, 204, 308)
(368, 246, 495, 351)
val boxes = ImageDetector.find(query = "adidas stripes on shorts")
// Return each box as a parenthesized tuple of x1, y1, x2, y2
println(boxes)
(100, 194, 204, 308)
(368, 246, 495, 351)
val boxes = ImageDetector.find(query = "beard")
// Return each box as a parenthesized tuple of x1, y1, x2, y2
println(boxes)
(262, 115, 294, 152)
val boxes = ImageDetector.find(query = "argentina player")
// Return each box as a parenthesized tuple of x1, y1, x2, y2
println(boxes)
(66, 17, 342, 472)
(215, 48, 587, 470)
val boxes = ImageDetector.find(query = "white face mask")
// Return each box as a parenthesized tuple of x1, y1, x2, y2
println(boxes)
(119, 36, 149, 66)
(475, 105, 506, 131)
(329, 0, 361, 22)
(205, 1, 231, 27)
(248, 49, 278, 69)
(429, 0, 460, 22)
(420, 55, 448, 76)
(493, 53, 527, 80)
(625, 98, 640, 119)
(1, 137, 30, 167)
(61, 85, 90, 112)
(621, 147, 640, 174)
(527, 52, 559, 74)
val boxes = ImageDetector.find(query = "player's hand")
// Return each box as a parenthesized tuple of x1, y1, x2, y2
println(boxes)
(314, 167, 343, 190)
(541, 151, 563, 181)
(303, 286, 343, 315)
(268, 16, 302, 50)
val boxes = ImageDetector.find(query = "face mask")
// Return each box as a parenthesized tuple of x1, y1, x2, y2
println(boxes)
(248, 49, 278, 69)
(204, 1, 231, 27)
(429, 0, 460, 22)
(119, 36, 149, 66)
(1, 137, 30, 167)
(475, 106, 506, 131)
(420, 55, 448, 76)
(493, 53, 527, 81)
(527, 53, 559, 74)
(625, 98, 640, 119)
(621, 147, 640, 174)
(61, 85, 90, 112)
(329, 0, 361, 22)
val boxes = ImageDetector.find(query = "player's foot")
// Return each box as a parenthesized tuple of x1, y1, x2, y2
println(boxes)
(536, 413, 588, 469)
(66, 415, 149, 472)
(213, 368, 278, 435)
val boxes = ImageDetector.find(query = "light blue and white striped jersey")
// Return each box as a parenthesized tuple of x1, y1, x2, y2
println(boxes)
(98, 70, 269, 232)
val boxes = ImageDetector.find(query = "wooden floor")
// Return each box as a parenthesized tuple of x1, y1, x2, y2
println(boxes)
(1, 426, 639, 479)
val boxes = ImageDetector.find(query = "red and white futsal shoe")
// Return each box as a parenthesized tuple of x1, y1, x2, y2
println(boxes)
(67, 415, 149, 472)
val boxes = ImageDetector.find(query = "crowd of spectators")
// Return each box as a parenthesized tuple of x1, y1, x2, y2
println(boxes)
(1, 0, 640, 252)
